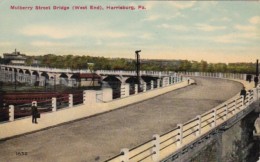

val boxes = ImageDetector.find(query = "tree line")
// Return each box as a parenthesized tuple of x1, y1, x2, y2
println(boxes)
(0, 54, 257, 74)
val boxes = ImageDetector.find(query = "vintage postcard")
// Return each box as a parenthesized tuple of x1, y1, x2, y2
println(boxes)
(0, 0, 259, 162)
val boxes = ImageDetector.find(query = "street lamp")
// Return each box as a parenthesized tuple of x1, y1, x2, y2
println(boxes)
(135, 50, 141, 92)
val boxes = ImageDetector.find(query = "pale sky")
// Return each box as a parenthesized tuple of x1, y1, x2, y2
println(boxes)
(0, 0, 259, 63)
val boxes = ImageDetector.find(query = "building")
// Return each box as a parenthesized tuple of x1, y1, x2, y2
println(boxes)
(3, 49, 27, 65)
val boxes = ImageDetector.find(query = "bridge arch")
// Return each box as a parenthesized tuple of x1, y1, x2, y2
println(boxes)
(141, 76, 158, 90)
(59, 73, 69, 86)
(125, 77, 139, 84)
(31, 71, 40, 86)
(32, 71, 39, 77)
(25, 70, 31, 75)
(103, 76, 122, 99)
(70, 74, 79, 87)
(103, 75, 121, 84)
(18, 69, 24, 74)
(41, 72, 49, 79)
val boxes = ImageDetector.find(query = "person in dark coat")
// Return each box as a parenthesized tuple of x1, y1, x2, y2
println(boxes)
(31, 103, 38, 124)
(254, 76, 259, 88)
(240, 87, 247, 101)
(248, 75, 252, 83)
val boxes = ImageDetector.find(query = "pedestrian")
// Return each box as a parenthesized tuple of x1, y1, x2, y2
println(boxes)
(31, 102, 38, 124)
(188, 79, 190, 85)
(240, 87, 247, 101)
(249, 75, 252, 83)
(254, 76, 259, 88)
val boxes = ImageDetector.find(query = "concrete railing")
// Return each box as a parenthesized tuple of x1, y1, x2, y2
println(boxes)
(96, 70, 176, 77)
(105, 74, 259, 162)
(181, 71, 247, 80)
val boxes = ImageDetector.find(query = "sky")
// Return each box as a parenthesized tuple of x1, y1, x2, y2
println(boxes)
(0, 0, 259, 63)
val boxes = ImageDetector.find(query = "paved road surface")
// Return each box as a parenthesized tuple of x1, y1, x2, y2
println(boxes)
(0, 77, 243, 162)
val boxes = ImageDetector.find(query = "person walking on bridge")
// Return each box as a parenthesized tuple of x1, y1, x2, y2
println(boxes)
(31, 102, 38, 124)
(254, 76, 259, 88)
(240, 87, 247, 102)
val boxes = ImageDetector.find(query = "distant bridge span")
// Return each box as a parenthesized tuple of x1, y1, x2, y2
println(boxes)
(0, 64, 179, 86)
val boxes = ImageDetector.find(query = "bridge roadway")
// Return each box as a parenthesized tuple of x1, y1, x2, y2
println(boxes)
(0, 77, 243, 162)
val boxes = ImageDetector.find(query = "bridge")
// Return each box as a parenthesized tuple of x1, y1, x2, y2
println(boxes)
(0, 70, 259, 162)
(0, 64, 177, 88)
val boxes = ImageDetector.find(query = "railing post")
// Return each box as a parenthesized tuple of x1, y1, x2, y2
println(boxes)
(151, 80, 154, 90)
(121, 84, 130, 97)
(9, 105, 14, 122)
(253, 88, 258, 102)
(245, 92, 249, 106)
(143, 82, 147, 92)
(257, 86, 260, 100)
(52, 97, 57, 111)
(224, 104, 228, 120)
(241, 94, 246, 106)
(69, 94, 73, 108)
(157, 79, 160, 88)
(235, 98, 239, 113)
(232, 100, 236, 115)
(250, 90, 254, 104)
(211, 108, 217, 127)
(196, 115, 201, 136)
(84, 90, 97, 104)
(171, 76, 174, 84)
(236, 97, 240, 111)
(134, 84, 138, 94)
(152, 134, 160, 161)
(177, 124, 183, 147)
(125, 83, 130, 97)
(83, 90, 87, 104)
(120, 148, 129, 162)
(120, 84, 125, 98)
(102, 88, 113, 102)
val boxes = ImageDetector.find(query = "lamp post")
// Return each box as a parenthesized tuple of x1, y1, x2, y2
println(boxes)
(256, 59, 259, 77)
(135, 50, 141, 92)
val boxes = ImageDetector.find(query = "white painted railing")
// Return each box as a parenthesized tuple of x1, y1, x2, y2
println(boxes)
(105, 74, 259, 162)
(96, 70, 176, 77)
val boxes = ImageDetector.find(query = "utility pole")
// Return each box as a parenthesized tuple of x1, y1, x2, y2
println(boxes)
(135, 50, 141, 92)
(256, 59, 259, 77)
